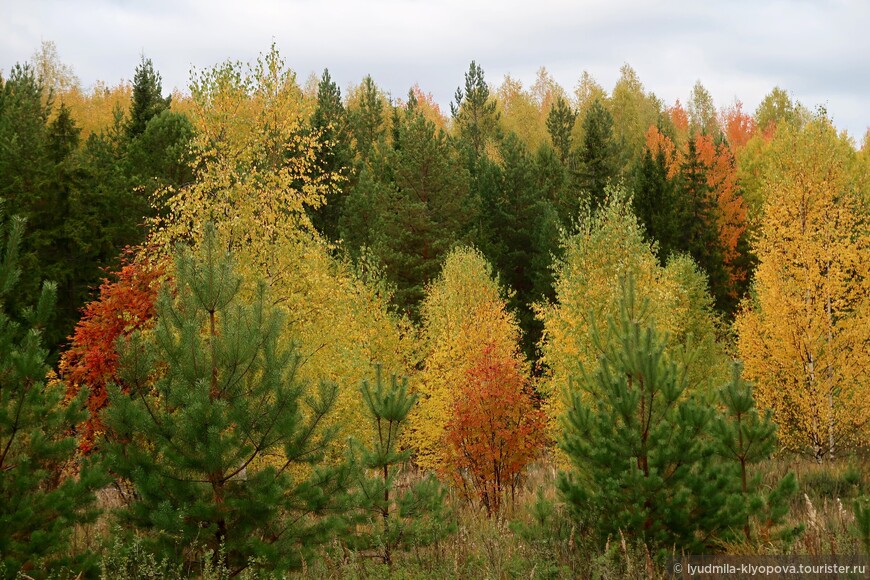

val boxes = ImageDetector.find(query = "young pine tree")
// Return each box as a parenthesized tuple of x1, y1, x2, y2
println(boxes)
(712, 364, 798, 542)
(558, 278, 739, 554)
(0, 210, 104, 575)
(349, 365, 452, 567)
(102, 224, 350, 575)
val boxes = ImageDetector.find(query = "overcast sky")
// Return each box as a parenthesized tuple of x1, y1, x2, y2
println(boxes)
(3, 0, 868, 141)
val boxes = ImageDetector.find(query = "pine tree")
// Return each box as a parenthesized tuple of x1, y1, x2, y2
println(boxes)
(102, 224, 351, 575)
(348, 365, 452, 567)
(712, 364, 799, 542)
(451, 60, 500, 160)
(0, 208, 104, 575)
(558, 278, 740, 554)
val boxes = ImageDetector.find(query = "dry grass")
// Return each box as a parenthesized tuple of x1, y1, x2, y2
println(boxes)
(62, 454, 867, 579)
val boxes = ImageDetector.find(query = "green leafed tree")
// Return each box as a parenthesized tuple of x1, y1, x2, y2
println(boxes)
(0, 208, 104, 575)
(102, 224, 351, 575)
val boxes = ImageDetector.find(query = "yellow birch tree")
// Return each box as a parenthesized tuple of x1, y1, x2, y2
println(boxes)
(148, 45, 412, 451)
(538, 186, 728, 433)
(407, 246, 525, 470)
(735, 116, 870, 460)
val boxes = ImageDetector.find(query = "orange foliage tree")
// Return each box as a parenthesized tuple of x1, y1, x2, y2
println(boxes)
(442, 344, 547, 517)
(643, 124, 749, 303)
(59, 256, 162, 451)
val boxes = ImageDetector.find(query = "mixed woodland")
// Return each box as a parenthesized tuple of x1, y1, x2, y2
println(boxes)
(1, 41, 869, 578)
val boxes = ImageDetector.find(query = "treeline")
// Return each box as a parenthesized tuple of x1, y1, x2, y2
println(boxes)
(1, 42, 869, 576)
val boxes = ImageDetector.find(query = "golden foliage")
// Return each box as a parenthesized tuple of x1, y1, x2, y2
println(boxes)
(408, 247, 525, 470)
(537, 187, 728, 435)
(735, 117, 870, 459)
(147, 45, 412, 452)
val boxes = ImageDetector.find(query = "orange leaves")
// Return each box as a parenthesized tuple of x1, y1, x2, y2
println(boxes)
(442, 344, 546, 516)
(721, 100, 757, 152)
(643, 124, 749, 298)
(60, 256, 161, 451)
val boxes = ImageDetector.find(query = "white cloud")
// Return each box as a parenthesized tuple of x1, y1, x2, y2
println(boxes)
(2, 0, 867, 138)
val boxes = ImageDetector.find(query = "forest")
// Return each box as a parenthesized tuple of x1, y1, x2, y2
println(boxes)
(1, 41, 869, 578)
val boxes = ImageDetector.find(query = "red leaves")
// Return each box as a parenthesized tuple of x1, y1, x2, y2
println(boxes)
(442, 344, 547, 516)
(60, 255, 161, 452)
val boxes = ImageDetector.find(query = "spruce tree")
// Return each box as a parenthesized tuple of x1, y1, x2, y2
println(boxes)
(0, 208, 104, 575)
(632, 145, 678, 263)
(102, 224, 351, 575)
(577, 98, 619, 212)
(308, 69, 353, 242)
(546, 96, 577, 168)
(673, 137, 730, 310)
(126, 56, 171, 139)
(348, 365, 452, 567)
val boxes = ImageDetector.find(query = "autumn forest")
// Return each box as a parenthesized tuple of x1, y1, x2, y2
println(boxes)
(1, 42, 869, 578)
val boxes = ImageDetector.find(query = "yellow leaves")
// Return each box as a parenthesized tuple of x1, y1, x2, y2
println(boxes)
(538, 188, 727, 439)
(736, 116, 870, 457)
(407, 247, 524, 470)
(142, 46, 412, 459)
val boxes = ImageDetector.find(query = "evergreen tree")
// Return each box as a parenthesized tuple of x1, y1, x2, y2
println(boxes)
(125, 108, 195, 216)
(367, 95, 473, 319)
(348, 365, 452, 566)
(450, 60, 500, 160)
(712, 364, 799, 542)
(481, 133, 557, 359)
(308, 69, 353, 242)
(0, 209, 104, 575)
(546, 96, 577, 168)
(673, 137, 730, 309)
(348, 75, 386, 164)
(126, 56, 171, 139)
(632, 145, 678, 262)
(559, 278, 740, 554)
(577, 98, 619, 211)
(102, 224, 351, 575)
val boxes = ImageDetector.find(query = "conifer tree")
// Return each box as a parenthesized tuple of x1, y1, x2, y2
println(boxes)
(546, 96, 577, 168)
(451, 60, 500, 160)
(558, 278, 738, 554)
(712, 364, 799, 542)
(102, 224, 351, 575)
(126, 56, 170, 139)
(577, 98, 619, 211)
(308, 68, 352, 242)
(0, 208, 104, 575)
(348, 365, 452, 567)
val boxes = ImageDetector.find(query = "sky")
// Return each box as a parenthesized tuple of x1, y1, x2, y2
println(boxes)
(2, 0, 868, 141)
